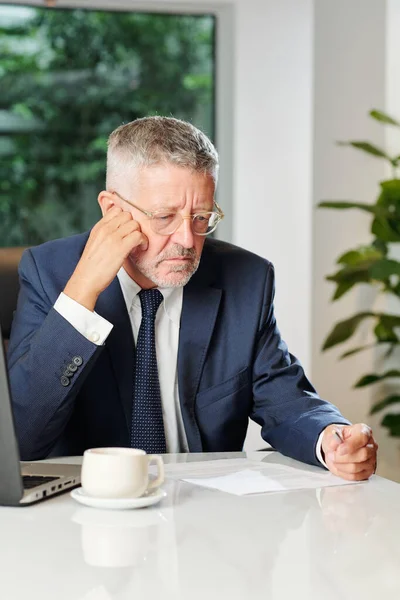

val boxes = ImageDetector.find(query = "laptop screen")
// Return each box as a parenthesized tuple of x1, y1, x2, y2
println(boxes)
(0, 327, 24, 504)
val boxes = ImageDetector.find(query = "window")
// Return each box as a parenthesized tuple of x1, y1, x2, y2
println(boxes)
(0, 4, 215, 246)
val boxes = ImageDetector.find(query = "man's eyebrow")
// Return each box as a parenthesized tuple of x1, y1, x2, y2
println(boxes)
(150, 202, 214, 212)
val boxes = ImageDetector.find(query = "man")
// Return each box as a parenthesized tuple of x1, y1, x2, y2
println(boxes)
(8, 116, 377, 480)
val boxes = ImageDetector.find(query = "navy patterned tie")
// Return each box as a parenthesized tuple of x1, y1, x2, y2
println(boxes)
(131, 289, 167, 453)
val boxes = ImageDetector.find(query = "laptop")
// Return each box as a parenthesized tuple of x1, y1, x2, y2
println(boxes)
(0, 327, 80, 506)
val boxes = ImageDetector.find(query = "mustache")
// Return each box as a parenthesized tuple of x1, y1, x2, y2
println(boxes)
(155, 245, 197, 265)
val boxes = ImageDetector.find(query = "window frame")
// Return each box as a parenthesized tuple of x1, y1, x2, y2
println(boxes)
(1, 0, 234, 242)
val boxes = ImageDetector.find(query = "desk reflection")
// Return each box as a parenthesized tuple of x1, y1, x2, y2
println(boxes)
(72, 492, 180, 600)
(309, 481, 400, 599)
(0, 487, 179, 600)
(72, 507, 170, 568)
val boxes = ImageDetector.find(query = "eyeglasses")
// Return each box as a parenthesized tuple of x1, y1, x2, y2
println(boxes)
(112, 191, 224, 237)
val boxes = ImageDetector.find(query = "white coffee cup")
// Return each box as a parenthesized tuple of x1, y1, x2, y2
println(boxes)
(81, 447, 164, 499)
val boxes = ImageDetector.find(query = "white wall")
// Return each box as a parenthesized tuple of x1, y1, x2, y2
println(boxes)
(230, 0, 314, 449)
(232, 0, 313, 371)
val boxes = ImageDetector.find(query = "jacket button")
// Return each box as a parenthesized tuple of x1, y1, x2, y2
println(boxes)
(63, 369, 74, 377)
(60, 375, 70, 387)
(67, 363, 78, 373)
(72, 356, 83, 366)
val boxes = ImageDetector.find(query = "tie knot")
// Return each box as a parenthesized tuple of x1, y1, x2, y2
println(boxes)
(139, 289, 163, 319)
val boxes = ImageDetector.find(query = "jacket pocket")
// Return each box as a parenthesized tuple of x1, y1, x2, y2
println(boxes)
(196, 366, 250, 409)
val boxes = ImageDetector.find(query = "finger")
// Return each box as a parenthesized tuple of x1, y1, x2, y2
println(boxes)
(328, 457, 376, 481)
(336, 424, 373, 456)
(328, 442, 377, 464)
(101, 205, 123, 223)
(90, 207, 122, 236)
(92, 209, 128, 237)
(332, 467, 374, 482)
(324, 435, 342, 453)
(342, 423, 372, 439)
(116, 219, 141, 237)
(332, 456, 376, 475)
(105, 210, 134, 231)
(322, 425, 346, 454)
(122, 230, 149, 252)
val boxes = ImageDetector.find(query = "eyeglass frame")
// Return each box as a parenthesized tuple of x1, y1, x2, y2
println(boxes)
(111, 190, 224, 236)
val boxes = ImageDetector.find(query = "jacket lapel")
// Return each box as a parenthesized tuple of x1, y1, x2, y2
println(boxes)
(95, 277, 135, 431)
(178, 269, 222, 452)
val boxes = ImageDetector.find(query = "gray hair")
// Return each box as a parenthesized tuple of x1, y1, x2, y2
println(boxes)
(106, 116, 219, 189)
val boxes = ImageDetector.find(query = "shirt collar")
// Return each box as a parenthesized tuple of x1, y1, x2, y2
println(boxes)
(117, 267, 183, 326)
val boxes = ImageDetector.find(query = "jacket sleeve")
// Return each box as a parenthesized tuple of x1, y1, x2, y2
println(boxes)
(251, 263, 350, 466)
(7, 249, 103, 460)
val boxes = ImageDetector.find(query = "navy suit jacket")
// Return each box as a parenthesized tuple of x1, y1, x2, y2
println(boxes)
(7, 233, 349, 463)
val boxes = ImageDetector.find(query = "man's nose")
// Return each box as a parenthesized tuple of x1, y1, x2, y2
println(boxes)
(170, 216, 195, 248)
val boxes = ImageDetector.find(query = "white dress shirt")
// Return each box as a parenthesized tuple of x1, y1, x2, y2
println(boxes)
(54, 267, 189, 453)
(54, 271, 328, 464)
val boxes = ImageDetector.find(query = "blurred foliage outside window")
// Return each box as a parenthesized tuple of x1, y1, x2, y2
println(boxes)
(0, 5, 215, 247)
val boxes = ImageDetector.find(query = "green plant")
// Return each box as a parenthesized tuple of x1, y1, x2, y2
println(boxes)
(319, 109, 400, 437)
(0, 7, 214, 246)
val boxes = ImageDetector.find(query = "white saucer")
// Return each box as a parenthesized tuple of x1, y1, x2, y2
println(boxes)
(71, 487, 167, 510)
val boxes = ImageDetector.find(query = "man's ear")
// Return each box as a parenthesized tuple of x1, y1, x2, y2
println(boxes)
(98, 191, 116, 217)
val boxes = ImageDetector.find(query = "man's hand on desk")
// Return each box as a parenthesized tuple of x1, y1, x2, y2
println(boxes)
(321, 423, 378, 481)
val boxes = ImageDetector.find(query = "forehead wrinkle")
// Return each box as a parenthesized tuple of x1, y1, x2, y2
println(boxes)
(148, 194, 213, 213)
(129, 166, 215, 212)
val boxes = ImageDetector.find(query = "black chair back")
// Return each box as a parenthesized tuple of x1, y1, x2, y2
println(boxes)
(0, 248, 26, 340)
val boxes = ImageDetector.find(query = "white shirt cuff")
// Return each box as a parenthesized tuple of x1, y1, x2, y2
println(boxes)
(54, 292, 113, 345)
(316, 430, 328, 469)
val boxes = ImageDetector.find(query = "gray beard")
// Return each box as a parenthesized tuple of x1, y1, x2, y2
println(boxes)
(129, 244, 200, 288)
(137, 258, 200, 288)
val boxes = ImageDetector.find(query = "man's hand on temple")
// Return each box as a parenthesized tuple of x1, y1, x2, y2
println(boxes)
(64, 206, 148, 311)
(321, 423, 378, 481)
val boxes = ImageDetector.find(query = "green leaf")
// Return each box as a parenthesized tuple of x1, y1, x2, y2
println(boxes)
(331, 281, 357, 300)
(374, 320, 398, 342)
(337, 141, 392, 162)
(372, 238, 388, 255)
(370, 395, 400, 415)
(337, 245, 383, 266)
(327, 255, 382, 299)
(339, 341, 394, 359)
(339, 345, 374, 359)
(381, 414, 400, 437)
(371, 217, 400, 242)
(337, 250, 364, 266)
(385, 344, 397, 359)
(369, 258, 400, 280)
(318, 201, 377, 214)
(327, 270, 371, 300)
(327, 267, 371, 285)
(325, 246, 386, 299)
(369, 109, 400, 127)
(354, 369, 400, 388)
(322, 312, 375, 351)
(354, 374, 381, 387)
(378, 313, 400, 328)
(372, 180, 400, 241)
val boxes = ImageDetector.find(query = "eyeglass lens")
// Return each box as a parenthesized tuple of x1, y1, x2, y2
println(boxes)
(151, 212, 219, 236)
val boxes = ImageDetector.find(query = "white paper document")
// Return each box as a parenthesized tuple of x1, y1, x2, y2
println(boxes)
(161, 458, 357, 496)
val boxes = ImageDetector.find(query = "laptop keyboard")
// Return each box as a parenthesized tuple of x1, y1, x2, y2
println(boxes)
(22, 475, 59, 490)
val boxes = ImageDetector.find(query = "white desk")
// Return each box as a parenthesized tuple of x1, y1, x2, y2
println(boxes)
(1, 451, 399, 600)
